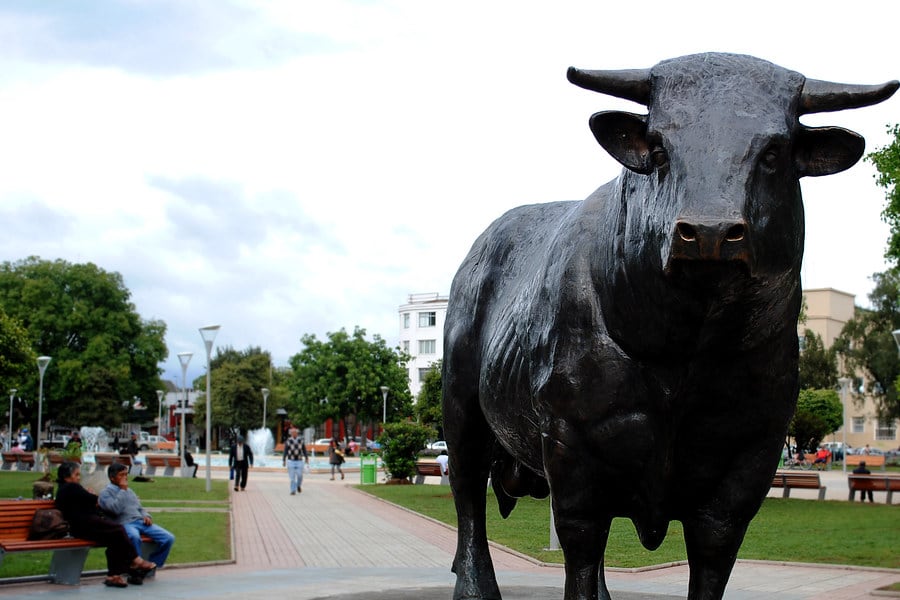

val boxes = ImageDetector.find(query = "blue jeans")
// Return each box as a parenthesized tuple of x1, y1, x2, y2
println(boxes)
(123, 520, 175, 568)
(286, 460, 305, 493)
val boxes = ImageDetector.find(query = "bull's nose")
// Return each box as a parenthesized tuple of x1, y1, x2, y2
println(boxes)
(669, 218, 751, 264)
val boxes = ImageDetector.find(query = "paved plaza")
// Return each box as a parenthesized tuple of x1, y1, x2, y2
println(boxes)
(0, 465, 896, 599)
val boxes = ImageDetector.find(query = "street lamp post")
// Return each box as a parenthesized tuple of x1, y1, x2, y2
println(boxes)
(838, 377, 851, 474)
(177, 352, 193, 470)
(36, 357, 51, 450)
(261, 388, 270, 430)
(156, 390, 165, 437)
(380, 386, 389, 425)
(199, 325, 221, 493)
(7, 389, 16, 451)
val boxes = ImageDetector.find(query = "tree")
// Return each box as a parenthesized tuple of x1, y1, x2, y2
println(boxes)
(833, 270, 900, 420)
(0, 257, 168, 431)
(868, 124, 900, 266)
(788, 389, 843, 453)
(287, 327, 412, 440)
(0, 308, 36, 395)
(797, 329, 837, 390)
(192, 346, 273, 444)
(414, 359, 442, 434)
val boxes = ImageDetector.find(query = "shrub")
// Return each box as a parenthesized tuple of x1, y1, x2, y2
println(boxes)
(379, 422, 433, 480)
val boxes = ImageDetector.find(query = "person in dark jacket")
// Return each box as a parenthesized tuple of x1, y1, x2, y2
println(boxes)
(228, 435, 254, 491)
(55, 462, 156, 587)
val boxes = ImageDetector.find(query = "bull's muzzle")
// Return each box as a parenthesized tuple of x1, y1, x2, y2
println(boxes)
(667, 218, 753, 271)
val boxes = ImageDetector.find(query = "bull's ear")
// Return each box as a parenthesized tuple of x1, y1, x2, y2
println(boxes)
(588, 111, 652, 174)
(794, 126, 865, 177)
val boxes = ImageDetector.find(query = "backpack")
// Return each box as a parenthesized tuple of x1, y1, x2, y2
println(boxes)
(28, 509, 70, 540)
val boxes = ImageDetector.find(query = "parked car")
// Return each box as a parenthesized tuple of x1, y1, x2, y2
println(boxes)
(310, 438, 333, 454)
(427, 440, 448, 451)
(145, 435, 176, 451)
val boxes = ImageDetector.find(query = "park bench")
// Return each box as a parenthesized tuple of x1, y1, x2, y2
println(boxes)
(847, 474, 900, 504)
(414, 460, 449, 485)
(46, 452, 81, 467)
(0, 452, 35, 472)
(92, 453, 141, 476)
(845, 454, 886, 470)
(770, 471, 826, 500)
(0, 499, 155, 585)
(144, 454, 190, 477)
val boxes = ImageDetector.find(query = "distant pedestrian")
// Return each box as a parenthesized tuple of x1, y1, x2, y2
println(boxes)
(328, 437, 345, 481)
(851, 461, 874, 502)
(19, 428, 34, 452)
(283, 427, 309, 495)
(111, 434, 120, 452)
(436, 450, 449, 477)
(228, 435, 254, 491)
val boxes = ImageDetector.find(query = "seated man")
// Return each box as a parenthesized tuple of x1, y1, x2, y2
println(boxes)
(98, 463, 175, 582)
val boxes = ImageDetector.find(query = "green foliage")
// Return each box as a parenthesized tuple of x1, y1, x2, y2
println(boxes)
(0, 257, 168, 430)
(378, 421, 433, 480)
(0, 308, 35, 395)
(193, 346, 273, 439)
(834, 270, 900, 420)
(287, 327, 412, 434)
(798, 329, 837, 390)
(868, 124, 900, 266)
(788, 389, 843, 452)
(361, 487, 900, 569)
(414, 359, 442, 430)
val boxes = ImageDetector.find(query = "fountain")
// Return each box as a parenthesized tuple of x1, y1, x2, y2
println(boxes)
(247, 428, 274, 467)
(79, 426, 108, 452)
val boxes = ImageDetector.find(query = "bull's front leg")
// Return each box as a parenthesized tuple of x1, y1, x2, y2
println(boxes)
(681, 510, 750, 599)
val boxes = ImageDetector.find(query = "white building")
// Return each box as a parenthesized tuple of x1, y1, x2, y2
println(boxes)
(398, 293, 448, 398)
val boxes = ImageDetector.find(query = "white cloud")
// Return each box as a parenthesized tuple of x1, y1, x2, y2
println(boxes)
(0, 0, 897, 383)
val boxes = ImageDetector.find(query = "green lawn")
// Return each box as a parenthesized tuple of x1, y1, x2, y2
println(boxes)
(0, 471, 231, 578)
(359, 485, 900, 569)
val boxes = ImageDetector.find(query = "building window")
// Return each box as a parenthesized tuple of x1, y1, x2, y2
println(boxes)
(851, 417, 865, 434)
(402, 313, 410, 328)
(418, 368, 431, 382)
(401, 340, 409, 354)
(418, 311, 436, 327)
(875, 419, 897, 441)
(418, 339, 436, 355)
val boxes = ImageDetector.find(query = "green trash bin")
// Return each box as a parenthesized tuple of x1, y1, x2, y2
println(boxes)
(360, 453, 377, 484)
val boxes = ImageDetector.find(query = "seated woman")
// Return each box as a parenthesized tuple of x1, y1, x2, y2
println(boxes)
(55, 461, 156, 588)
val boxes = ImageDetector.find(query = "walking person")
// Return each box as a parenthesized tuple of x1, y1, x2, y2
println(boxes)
(328, 437, 345, 480)
(55, 461, 155, 588)
(99, 462, 176, 581)
(228, 434, 254, 491)
(283, 426, 309, 495)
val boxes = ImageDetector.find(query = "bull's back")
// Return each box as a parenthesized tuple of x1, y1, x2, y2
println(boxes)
(445, 200, 579, 366)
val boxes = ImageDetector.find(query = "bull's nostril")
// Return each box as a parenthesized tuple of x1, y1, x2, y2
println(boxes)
(677, 223, 697, 242)
(725, 224, 745, 242)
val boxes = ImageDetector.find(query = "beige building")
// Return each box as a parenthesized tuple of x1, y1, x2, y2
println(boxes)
(800, 288, 898, 452)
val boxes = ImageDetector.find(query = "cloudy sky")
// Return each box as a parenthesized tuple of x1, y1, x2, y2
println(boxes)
(0, 1, 897, 384)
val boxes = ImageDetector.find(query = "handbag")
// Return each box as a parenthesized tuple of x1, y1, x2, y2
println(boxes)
(28, 508, 70, 540)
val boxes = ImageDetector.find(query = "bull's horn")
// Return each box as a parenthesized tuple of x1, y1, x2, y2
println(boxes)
(800, 78, 899, 114)
(567, 67, 651, 106)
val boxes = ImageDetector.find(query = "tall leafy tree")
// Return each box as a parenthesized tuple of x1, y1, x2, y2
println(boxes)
(287, 327, 412, 440)
(868, 124, 900, 265)
(788, 389, 843, 453)
(0, 257, 168, 431)
(0, 308, 36, 395)
(797, 329, 837, 390)
(192, 346, 272, 444)
(414, 359, 442, 434)
(833, 270, 900, 420)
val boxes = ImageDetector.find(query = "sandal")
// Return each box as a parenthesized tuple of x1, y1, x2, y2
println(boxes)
(104, 575, 128, 588)
(130, 557, 157, 572)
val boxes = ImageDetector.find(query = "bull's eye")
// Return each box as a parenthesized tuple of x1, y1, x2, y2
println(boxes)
(760, 146, 780, 170)
(650, 146, 668, 168)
